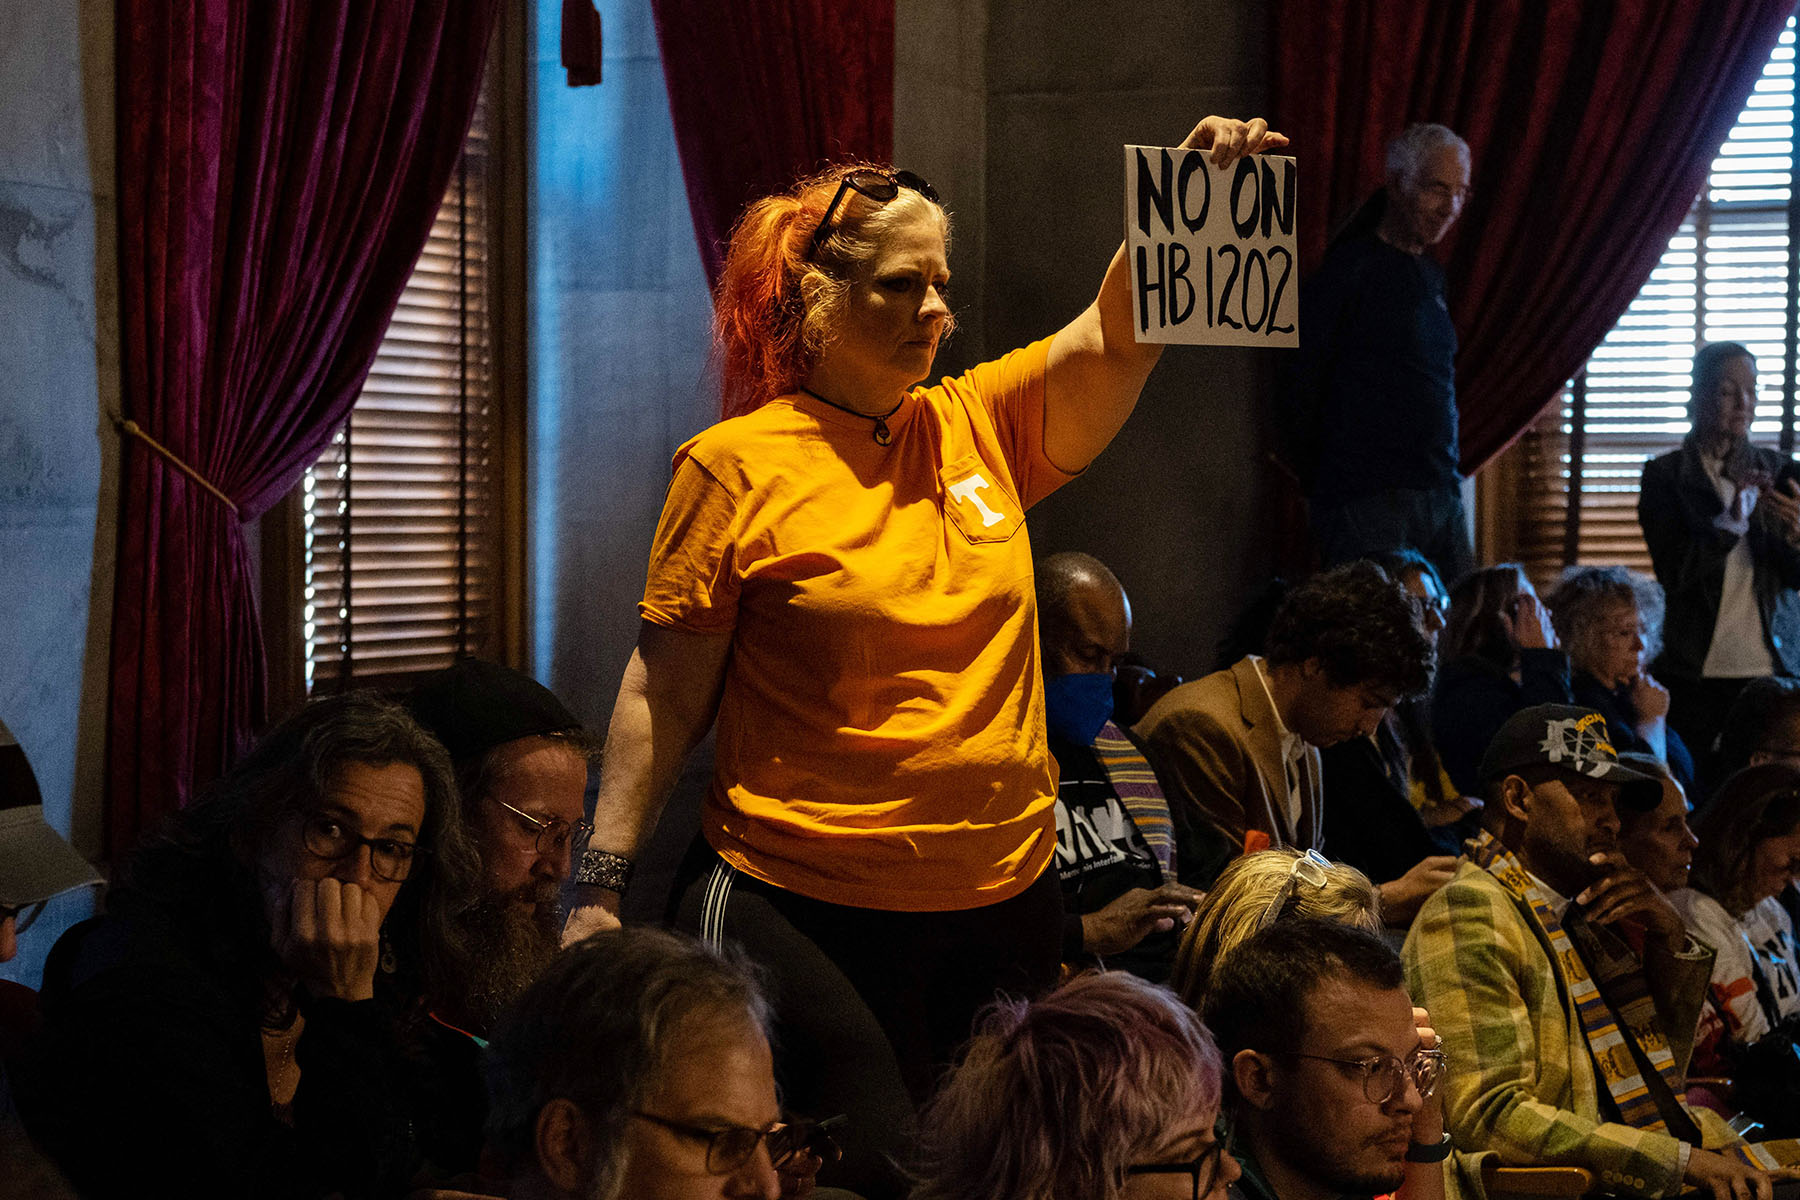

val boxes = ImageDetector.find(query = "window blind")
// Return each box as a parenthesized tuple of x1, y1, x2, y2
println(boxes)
(303, 86, 498, 691)
(1505, 17, 1797, 587)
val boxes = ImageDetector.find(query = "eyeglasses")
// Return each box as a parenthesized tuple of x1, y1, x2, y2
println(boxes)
(1125, 1121, 1235, 1200)
(1254, 849, 1333, 931)
(0, 900, 45, 935)
(491, 796, 593, 859)
(300, 813, 421, 883)
(633, 1111, 845, 1175)
(1281, 1048, 1448, 1105)
(808, 168, 941, 258)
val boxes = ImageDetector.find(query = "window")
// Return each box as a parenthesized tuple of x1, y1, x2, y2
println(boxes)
(1493, 17, 1797, 586)
(262, 25, 524, 702)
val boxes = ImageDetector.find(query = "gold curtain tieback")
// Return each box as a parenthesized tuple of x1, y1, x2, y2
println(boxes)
(115, 417, 240, 516)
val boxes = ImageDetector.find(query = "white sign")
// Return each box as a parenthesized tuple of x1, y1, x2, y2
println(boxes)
(1125, 145, 1298, 347)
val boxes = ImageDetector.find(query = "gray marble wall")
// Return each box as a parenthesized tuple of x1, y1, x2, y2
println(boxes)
(0, 0, 116, 987)
(527, 0, 715, 726)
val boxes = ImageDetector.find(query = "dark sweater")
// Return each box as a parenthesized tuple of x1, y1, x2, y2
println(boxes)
(15, 891, 418, 1199)
(1321, 715, 1464, 890)
(1568, 668, 1696, 797)
(1639, 442, 1800, 679)
(1281, 232, 1461, 500)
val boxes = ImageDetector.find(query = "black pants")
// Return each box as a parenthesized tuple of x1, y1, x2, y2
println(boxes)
(671, 840, 1063, 1200)
(1312, 483, 1475, 587)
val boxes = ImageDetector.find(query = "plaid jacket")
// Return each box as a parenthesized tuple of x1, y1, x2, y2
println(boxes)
(1402, 860, 1739, 1199)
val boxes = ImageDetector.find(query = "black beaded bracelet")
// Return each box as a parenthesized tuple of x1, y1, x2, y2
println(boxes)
(1405, 1134, 1453, 1163)
(575, 848, 635, 892)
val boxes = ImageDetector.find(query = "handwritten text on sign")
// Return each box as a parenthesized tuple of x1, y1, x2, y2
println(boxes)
(1125, 146, 1298, 347)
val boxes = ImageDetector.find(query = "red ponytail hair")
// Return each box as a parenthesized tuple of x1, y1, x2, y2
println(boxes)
(714, 164, 948, 419)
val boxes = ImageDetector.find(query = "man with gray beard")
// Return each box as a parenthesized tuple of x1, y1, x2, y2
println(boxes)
(395, 659, 594, 1184)
(408, 657, 594, 1034)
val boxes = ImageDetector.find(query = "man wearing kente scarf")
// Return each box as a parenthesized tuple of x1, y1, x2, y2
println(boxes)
(1037, 552, 1206, 981)
(1404, 704, 1799, 1200)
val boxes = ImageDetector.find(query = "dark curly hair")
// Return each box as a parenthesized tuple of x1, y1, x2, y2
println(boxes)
(116, 691, 476, 1028)
(1263, 562, 1434, 696)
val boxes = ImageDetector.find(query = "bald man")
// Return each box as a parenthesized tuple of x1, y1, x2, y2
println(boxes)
(1036, 552, 1207, 982)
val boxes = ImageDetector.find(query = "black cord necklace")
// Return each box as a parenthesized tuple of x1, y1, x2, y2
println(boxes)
(800, 387, 902, 446)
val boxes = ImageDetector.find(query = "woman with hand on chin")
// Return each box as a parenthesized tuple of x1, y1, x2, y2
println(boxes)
(1547, 566, 1696, 795)
(16, 693, 466, 1200)
(563, 118, 1283, 1196)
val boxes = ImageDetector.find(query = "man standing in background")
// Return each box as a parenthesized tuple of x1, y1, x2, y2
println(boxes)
(1283, 124, 1474, 585)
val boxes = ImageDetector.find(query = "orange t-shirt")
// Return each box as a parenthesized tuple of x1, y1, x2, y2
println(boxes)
(639, 337, 1076, 911)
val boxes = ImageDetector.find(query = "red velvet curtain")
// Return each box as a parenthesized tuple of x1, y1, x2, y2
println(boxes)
(1272, 0, 1792, 472)
(649, 0, 895, 286)
(107, 0, 500, 860)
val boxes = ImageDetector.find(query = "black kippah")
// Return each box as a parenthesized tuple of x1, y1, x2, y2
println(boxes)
(405, 657, 582, 764)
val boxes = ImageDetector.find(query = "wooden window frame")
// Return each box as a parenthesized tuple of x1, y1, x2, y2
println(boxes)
(1480, 17, 1800, 586)
(261, 5, 527, 711)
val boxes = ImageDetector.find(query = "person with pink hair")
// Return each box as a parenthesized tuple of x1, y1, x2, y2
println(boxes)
(911, 970, 1234, 1200)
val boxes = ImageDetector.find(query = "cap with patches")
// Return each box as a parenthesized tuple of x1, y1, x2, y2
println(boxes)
(406, 658, 582, 764)
(1478, 703, 1663, 811)
(0, 719, 102, 908)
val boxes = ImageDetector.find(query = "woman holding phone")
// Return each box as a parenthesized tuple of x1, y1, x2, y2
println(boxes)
(1640, 342, 1800, 768)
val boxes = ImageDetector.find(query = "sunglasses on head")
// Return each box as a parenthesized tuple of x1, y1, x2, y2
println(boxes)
(808, 169, 940, 258)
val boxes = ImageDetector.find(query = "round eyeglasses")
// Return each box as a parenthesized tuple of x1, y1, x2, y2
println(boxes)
(1281, 1047, 1448, 1104)
(300, 813, 420, 883)
(491, 795, 592, 859)
(808, 168, 940, 258)
(632, 1111, 844, 1175)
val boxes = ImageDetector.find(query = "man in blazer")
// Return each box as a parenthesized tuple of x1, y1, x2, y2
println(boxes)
(1135, 562, 1433, 888)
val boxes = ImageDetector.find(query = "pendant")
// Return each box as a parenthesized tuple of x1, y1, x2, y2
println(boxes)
(874, 418, 892, 446)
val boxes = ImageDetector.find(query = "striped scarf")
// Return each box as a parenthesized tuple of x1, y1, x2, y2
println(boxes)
(1091, 720, 1174, 879)
(1469, 831, 1800, 1169)
(1470, 830, 1698, 1138)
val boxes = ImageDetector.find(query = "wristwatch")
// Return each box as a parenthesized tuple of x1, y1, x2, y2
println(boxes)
(1405, 1133, 1453, 1163)
(575, 848, 635, 892)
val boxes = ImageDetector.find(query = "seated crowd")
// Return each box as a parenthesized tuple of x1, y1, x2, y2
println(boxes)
(6, 533, 1800, 1199)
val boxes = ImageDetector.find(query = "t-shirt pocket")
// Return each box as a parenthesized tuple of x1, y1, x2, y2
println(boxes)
(939, 453, 1023, 544)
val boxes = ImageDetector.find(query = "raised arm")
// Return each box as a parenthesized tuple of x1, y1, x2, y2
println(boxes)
(564, 620, 732, 940)
(1041, 116, 1288, 473)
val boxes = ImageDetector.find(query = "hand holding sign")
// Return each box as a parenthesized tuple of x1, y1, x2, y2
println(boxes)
(1127, 141, 1299, 346)
(1180, 115, 1288, 165)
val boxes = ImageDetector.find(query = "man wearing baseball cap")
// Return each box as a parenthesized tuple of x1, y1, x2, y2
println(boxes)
(0, 719, 100, 966)
(1402, 705, 1800, 1200)
(2, 717, 99, 1195)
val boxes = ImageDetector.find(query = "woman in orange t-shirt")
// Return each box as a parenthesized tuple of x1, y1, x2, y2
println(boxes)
(565, 117, 1285, 1196)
